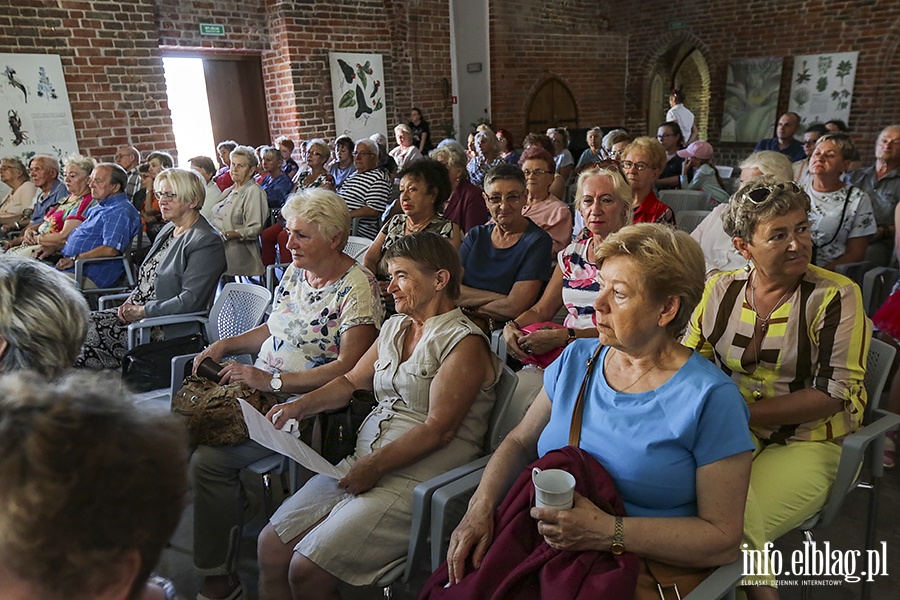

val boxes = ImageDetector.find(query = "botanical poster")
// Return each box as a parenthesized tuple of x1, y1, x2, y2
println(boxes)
(721, 57, 784, 143)
(788, 52, 858, 128)
(329, 52, 387, 142)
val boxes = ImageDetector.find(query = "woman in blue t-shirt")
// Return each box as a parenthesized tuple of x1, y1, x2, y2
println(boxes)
(443, 224, 754, 592)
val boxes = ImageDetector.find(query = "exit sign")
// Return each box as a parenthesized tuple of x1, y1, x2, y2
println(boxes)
(667, 20, 685, 30)
(200, 23, 225, 36)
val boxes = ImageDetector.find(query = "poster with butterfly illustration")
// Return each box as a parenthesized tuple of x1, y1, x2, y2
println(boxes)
(329, 52, 386, 141)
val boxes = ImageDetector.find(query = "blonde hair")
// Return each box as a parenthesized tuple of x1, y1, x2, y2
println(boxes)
(574, 166, 633, 225)
(595, 223, 705, 335)
(280, 188, 351, 249)
(623, 137, 666, 171)
(154, 168, 206, 211)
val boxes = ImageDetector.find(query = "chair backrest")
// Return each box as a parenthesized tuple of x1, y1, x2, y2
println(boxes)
(676, 209, 711, 234)
(207, 282, 272, 342)
(345, 235, 374, 261)
(658, 189, 710, 214)
(483, 364, 525, 454)
(864, 337, 897, 420)
(862, 267, 899, 317)
(715, 165, 734, 178)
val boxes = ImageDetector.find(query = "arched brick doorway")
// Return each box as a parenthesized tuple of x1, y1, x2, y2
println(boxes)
(526, 77, 578, 133)
(646, 41, 710, 140)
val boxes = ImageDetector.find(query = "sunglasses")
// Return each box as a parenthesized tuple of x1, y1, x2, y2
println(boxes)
(744, 181, 802, 205)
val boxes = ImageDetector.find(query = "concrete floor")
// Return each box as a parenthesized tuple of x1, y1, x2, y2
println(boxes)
(139, 386, 900, 600)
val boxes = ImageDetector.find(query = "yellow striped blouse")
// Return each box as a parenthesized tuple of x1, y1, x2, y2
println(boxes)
(683, 266, 871, 443)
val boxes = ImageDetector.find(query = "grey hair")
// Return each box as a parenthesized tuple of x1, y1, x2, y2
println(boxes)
(355, 138, 379, 156)
(429, 142, 468, 173)
(738, 151, 794, 183)
(1, 157, 28, 179)
(230, 145, 259, 168)
(29, 154, 60, 175)
(63, 154, 96, 177)
(723, 176, 811, 241)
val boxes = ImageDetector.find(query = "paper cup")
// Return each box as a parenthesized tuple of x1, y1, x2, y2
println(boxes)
(532, 467, 575, 509)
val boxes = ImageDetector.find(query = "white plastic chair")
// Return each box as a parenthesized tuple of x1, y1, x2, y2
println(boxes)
(344, 235, 374, 261)
(715, 165, 734, 178)
(659, 189, 711, 214)
(677, 210, 712, 234)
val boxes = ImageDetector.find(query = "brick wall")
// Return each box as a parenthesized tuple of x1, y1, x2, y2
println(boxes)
(626, 1, 900, 166)
(0, 0, 176, 162)
(488, 0, 629, 146)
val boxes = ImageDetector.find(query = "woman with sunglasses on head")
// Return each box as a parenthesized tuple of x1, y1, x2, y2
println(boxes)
(684, 177, 870, 600)
(77, 169, 226, 369)
(622, 137, 675, 225)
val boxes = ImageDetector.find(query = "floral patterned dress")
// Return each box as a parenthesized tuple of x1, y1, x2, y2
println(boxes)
(558, 239, 600, 329)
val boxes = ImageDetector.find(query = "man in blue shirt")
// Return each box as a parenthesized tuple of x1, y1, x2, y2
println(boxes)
(56, 163, 141, 288)
(754, 112, 806, 162)
(28, 155, 67, 225)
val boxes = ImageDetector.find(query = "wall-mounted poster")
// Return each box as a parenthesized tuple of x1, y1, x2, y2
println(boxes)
(720, 58, 784, 143)
(0, 53, 79, 163)
(788, 52, 858, 128)
(329, 52, 387, 142)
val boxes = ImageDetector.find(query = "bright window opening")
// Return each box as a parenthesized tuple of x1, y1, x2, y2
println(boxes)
(162, 57, 217, 168)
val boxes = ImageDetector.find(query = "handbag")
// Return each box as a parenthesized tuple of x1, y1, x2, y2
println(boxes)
(317, 390, 378, 464)
(121, 332, 207, 392)
(171, 375, 281, 446)
(517, 322, 566, 368)
(570, 345, 712, 600)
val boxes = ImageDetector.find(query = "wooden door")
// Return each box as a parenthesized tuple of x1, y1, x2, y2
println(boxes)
(526, 78, 578, 133)
(202, 56, 272, 148)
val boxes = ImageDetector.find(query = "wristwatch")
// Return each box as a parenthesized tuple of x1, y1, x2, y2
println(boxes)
(610, 516, 625, 555)
(566, 327, 577, 345)
(270, 372, 283, 392)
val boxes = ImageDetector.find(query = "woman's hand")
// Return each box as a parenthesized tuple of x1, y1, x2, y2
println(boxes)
(117, 301, 145, 324)
(337, 453, 383, 495)
(217, 362, 272, 390)
(22, 229, 38, 245)
(192, 341, 229, 375)
(517, 328, 567, 356)
(529, 492, 612, 552)
(446, 500, 495, 585)
(502, 322, 528, 360)
(265, 397, 310, 430)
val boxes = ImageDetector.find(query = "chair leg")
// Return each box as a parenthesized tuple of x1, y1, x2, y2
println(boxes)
(382, 584, 392, 599)
(261, 473, 274, 517)
(862, 477, 882, 600)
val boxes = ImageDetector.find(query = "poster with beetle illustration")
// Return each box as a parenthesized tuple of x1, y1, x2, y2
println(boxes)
(329, 52, 387, 142)
(0, 53, 78, 164)
(788, 52, 858, 128)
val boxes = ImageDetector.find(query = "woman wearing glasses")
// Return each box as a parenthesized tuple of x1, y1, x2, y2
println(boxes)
(684, 177, 870, 599)
(78, 168, 226, 369)
(622, 137, 675, 225)
(655, 121, 685, 190)
(503, 163, 632, 364)
(519, 146, 573, 254)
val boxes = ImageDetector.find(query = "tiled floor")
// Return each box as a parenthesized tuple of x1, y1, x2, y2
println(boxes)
(144, 386, 900, 600)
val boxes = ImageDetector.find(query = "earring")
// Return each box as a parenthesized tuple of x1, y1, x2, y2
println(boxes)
(744, 261, 752, 273)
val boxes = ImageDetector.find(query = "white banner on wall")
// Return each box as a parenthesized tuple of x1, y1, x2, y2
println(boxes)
(329, 52, 387, 142)
(788, 52, 858, 128)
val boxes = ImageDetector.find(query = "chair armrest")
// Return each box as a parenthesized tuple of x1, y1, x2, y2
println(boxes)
(430, 466, 488, 570)
(126, 312, 208, 348)
(98, 292, 132, 310)
(683, 557, 742, 600)
(170, 353, 200, 400)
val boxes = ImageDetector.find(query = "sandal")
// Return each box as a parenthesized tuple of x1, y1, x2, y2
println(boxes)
(884, 430, 897, 470)
(196, 584, 244, 600)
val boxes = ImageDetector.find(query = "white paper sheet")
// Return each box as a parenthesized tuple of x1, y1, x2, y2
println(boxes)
(238, 398, 349, 480)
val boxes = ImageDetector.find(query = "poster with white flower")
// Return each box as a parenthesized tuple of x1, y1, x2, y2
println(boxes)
(788, 52, 858, 128)
(329, 52, 387, 142)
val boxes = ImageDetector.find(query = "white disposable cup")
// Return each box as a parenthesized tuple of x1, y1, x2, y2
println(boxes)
(532, 467, 575, 509)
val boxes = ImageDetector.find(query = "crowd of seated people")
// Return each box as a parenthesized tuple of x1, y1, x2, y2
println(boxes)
(3, 109, 900, 600)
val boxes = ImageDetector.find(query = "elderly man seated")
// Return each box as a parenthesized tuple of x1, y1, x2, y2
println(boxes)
(56, 162, 141, 288)
(0, 155, 67, 239)
(457, 163, 553, 325)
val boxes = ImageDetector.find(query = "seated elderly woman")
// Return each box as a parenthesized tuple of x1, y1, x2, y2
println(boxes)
(76, 168, 226, 370)
(188, 155, 224, 219)
(430, 141, 490, 233)
(503, 163, 631, 363)
(257, 232, 500, 599)
(547, 127, 575, 186)
(328, 135, 357, 192)
(0, 371, 188, 600)
(523, 133, 568, 199)
(575, 126, 605, 170)
(467, 129, 505, 188)
(210, 145, 268, 279)
(363, 159, 462, 300)
(339, 138, 392, 240)
(189, 188, 381, 600)
(602, 129, 633, 162)
(259, 145, 294, 211)
(457, 164, 553, 324)
(691, 151, 793, 276)
(0, 157, 38, 233)
(683, 177, 870, 599)
(389, 123, 423, 176)
(622, 137, 675, 225)
(804, 132, 876, 270)
(519, 146, 573, 254)
(431, 224, 753, 598)
(4, 154, 95, 258)
(0, 255, 89, 378)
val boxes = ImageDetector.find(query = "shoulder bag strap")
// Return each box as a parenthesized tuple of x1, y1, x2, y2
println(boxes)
(567, 343, 605, 447)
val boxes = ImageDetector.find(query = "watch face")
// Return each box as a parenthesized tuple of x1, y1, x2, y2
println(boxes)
(271, 375, 282, 391)
(611, 542, 625, 555)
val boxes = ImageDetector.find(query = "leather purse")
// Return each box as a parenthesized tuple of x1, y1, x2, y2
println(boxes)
(317, 390, 378, 464)
(121, 333, 206, 392)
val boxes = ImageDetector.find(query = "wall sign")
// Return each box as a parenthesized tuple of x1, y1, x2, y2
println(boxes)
(788, 51, 858, 128)
(329, 52, 387, 141)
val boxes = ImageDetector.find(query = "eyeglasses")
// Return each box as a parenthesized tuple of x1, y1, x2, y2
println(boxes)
(484, 193, 524, 205)
(353, 151, 375, 157)
(743, 181, 802, 205)
(308, 151, 327, 157)
(620, 160, 653, 172)
(522, 169, 551, 177)
(154, 191, 178, 201)
(607, 149, 625, 158)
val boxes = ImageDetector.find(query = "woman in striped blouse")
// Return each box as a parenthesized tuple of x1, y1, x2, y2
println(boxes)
(683, 177, 871, 600)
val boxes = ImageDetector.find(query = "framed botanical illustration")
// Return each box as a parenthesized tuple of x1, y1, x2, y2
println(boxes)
(329, 52, 387, 142)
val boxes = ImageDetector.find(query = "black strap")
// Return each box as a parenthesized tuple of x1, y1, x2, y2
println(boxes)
(821, 186, 853, 248)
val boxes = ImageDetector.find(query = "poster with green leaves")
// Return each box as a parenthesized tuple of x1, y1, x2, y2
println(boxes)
(329, 52, 386, 142)
(788, 51, 858, 128)
(720, 57, 783, 142)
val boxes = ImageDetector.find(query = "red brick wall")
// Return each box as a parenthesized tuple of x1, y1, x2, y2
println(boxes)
(488, 0, 629, 145)
(0, 0, 177, 162)
(626, 1, 900, 165)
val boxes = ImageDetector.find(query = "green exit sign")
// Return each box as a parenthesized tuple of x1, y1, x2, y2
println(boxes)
(668, 20, 685, 29)
(200, 23, 225, 36)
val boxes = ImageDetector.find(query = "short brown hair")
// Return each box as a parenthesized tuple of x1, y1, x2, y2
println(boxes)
(382, 232, 462, 301)
(723, 176, 810, 241)
(595, 223, 705, 335)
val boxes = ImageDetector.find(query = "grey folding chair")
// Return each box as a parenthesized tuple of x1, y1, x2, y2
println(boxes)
(659, 189, 711, 214)
(862, 267, 898, 317)
(677, 209, 712, 234)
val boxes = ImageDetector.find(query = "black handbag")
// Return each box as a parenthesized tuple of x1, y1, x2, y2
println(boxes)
(121, 332, 207, 392)
(319, 390, 378, 464)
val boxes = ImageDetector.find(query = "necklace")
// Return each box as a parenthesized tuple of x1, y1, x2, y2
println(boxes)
(405, 216, 432, 234)
(747, 271, 795, 335)
(610, 349, 658, 392)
